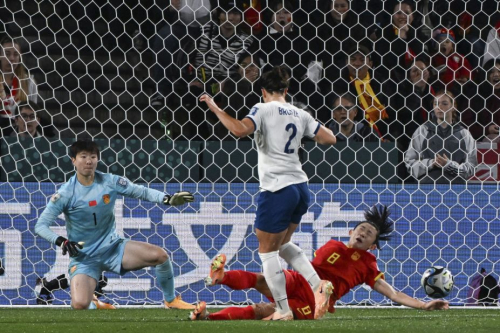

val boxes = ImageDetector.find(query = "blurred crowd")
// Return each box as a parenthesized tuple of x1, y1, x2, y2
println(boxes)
(1, 0, 500, 183)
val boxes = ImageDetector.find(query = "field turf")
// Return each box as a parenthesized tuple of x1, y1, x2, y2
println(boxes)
(0, 307, 498, 333)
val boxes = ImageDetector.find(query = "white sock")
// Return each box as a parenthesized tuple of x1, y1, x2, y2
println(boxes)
(258, 251, 291, 315)
(279, 242, 321, 291)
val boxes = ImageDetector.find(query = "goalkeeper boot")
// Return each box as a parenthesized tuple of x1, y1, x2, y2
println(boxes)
(165, 295, 196, 310)
(313, 280, 334, 319)
(204, 254, 226, 286)
(92, 294, 116, 310)
(189, 301, 209, 320)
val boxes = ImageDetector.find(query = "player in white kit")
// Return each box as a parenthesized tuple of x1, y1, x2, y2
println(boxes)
(200, 66, 337, 320)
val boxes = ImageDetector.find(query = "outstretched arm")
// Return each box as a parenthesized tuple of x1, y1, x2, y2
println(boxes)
(200, 94, 254, 138)
(313, 125, 336, 145)
(374, 279, 449, 310)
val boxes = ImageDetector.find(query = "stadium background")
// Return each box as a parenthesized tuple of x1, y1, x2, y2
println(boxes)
(0, 0, 499, 306)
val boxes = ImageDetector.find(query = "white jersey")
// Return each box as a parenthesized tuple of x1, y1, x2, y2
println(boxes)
(245, 101, 320, 192)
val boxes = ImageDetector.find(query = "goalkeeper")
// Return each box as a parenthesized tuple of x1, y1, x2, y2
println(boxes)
(35, 140, 195, 310)
(190, 205, 449, 320)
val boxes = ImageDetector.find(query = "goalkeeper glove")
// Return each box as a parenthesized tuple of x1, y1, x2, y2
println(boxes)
(55, 236, 83, 257)
(163, 191, 194, 206)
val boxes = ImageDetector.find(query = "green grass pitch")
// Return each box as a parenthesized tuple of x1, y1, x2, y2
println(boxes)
(1, 308, 498, 333)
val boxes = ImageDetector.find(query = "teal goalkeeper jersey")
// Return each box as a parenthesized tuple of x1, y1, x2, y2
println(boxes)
(35, 171, 165, 257)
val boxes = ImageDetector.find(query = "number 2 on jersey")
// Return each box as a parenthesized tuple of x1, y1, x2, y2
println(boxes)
(284, 123, 297, 154)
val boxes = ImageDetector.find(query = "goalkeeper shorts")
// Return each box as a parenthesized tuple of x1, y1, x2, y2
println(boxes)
(68, 237, 130, 281)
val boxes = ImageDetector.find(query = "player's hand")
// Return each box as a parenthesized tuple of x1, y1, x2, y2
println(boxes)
(61, 239, 83, 257)
(488, 124, 499, 135)
(199, 94, 221, 114)
(164, 191, 194, 206)
(422, 300, 449, 310)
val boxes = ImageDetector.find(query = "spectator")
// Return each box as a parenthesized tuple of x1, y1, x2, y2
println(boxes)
(413, 0, 442, 44)
(150, 0, 211, 106)
(474, 59, 500, 142)
(249, 0, 317, 106)
(404, 90, 477, 184)
(315, 0, 368, 76)
(393, 56, 434, 150)
(373, 0, 423, 82)
(8, 101, 55, 139)
(220, 52, 262, 117)
(325, 93, 378, 143)
(168, 2, 253, 140)
(212, 52, 263, 139)
(482, 20, 500, 66)
(0, 37, 37, 119)
(432, 28, 474, 91)
(193, 3, 254, 91)
(330, 45, 398, 141)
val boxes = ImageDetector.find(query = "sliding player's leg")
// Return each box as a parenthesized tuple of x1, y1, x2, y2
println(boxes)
(205, 254, 272, 297)
(189, 271, 315, 320)
(118, 239, 195, 309)
(190, 302, 275, 321)
(313, 280, 334, 319)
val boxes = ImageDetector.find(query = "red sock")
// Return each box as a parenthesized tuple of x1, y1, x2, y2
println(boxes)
(208, 306, 256, 320)
(220, 270, 258, 290)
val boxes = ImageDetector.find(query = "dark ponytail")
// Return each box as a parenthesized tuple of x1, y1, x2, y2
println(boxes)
(260, 65, 289, 94)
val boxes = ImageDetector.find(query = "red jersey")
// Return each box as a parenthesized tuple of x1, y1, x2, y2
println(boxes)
(311, 240, 384, 307)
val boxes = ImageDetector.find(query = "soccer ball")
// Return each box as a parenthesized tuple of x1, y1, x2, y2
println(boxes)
(421, 266, 454, 298)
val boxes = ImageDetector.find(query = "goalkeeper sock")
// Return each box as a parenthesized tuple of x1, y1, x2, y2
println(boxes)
(279, 242, 320, 290)
(87, 301, 97, 310)
(208, 305, 255, 320)
(258, 251, 290, 315)
(220, 270, 258, 290)
(156, 258, 175, 303)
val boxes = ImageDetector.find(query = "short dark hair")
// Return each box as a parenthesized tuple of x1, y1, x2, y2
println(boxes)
(260, 66, 289, 94)
(15, 101, 42, 115)
(393, 0, 415, 13)
(346, 44, 372, 61)
(355, 205, 393, 249)
(414, 54, 430, 67)
(0, 36, 22, 49)
(335, 93, 357, 106)
(269, 0, 294, 12)
(69, 140, 100, 158)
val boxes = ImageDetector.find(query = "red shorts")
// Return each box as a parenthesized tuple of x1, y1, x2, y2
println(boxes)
(267, 269, 315, 320)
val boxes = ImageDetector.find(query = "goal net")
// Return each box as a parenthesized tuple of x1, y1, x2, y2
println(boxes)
(0, 0, 499, 307)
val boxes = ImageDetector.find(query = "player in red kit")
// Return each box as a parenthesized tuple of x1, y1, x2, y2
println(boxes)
(312, 205, 448, 313)
(189, 254, 333, 321)
(190, 205, 448, 321)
